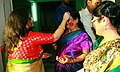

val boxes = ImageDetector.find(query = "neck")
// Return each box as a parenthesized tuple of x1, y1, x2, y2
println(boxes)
(103, 30, 120, 42)
(87, 7, 92, 14)
(68, 27, 80, 33)
(99, 30, 120, 46)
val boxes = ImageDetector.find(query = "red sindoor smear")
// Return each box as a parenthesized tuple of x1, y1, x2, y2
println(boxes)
(69, 21, 74, 26)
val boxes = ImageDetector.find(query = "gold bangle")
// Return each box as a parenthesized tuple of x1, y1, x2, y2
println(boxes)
(59, 25, 65, 30)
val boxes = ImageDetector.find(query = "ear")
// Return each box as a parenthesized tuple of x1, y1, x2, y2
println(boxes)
(102, 17, 106, 30)
(104, 17, 110, 25)
(75, 18, 78, 24)
(102, 16, 107, 26)
(103, 16, 111, 28)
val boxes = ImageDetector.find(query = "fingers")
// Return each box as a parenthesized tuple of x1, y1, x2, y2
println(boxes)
(59, 58, 66, 64)
(56, 55, 69, 64)
(56, 56, 60, 61)
(63, 12, 70, 21)
(63, 55, 69, 63)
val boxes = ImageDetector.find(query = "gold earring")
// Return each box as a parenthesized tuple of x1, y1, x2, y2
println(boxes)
(104, 25, 107, 30)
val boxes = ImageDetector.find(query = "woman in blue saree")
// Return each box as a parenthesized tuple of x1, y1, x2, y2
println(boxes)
(55, 10, 93, 72)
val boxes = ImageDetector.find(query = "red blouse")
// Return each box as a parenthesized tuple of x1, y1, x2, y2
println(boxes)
(8, 31, 54, 60)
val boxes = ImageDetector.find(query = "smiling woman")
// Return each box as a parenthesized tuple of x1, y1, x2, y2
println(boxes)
(55, 10, 92, 72)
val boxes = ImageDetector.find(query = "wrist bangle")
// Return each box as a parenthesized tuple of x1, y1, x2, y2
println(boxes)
(72, 59, 74, 63)
(59, 25, 65, 30)
(70, 59, 74, 65)
(69, 58, 74, 63)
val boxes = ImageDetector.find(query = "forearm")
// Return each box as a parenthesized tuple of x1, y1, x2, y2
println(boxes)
(68, 54, 87, 63)
(53, 20, 66, 42)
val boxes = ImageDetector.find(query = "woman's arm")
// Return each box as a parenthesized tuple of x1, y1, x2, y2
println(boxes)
(25, 12, 69, 45)
(58, 49, 89, 64)
(53, 12, 70, 42)
(68, 49, 89, 63)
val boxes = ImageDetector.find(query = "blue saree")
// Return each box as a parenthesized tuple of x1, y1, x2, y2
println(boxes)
(55, 30, 92, 72)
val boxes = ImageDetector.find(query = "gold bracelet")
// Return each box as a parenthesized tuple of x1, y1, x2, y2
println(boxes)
(59, 25, 65, 30)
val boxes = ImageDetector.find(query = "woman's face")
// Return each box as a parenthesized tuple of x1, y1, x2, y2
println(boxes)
(91, 16, 104, 36)
(66, 16, 77, 30)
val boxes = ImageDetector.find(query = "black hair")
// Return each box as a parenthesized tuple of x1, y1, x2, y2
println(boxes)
(93, 1, 120, 34)
(2, 8, 31, 51)
(69, 10, 85, 31)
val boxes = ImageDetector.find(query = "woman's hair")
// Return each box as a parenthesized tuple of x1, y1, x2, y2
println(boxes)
(2, 8, 30, 51)
(93, 1, 120, 34)
(69, 10, 85, 31)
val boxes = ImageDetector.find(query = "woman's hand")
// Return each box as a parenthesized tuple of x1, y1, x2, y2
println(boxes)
(53, 12, 70, 42)
(62, 12, 70, 22)
(56, 55, 70, 64)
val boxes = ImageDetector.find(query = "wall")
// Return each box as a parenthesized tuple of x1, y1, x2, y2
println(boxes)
(0, 0, 12, 71)
(0, 0, 5, 71)
(0, 0, 12, 45)
(0, 0, 5, 45)
(76, 0, 85, 11)
(116, 0, 120, 6)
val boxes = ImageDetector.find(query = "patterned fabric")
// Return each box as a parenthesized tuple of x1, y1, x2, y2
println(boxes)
(55, 30, 92, 72)
(84, 39, 120, 72)
(6, 31, 54, 72)
(8, 31, 54, 60)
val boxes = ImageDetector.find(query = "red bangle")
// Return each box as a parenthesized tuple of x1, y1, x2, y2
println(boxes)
(72, 59, 74, 65)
